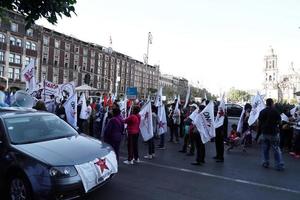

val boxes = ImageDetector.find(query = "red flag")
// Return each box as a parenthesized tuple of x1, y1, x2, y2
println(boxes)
(104, 95, 108, 107)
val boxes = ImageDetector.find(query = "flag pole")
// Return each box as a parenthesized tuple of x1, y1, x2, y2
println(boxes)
(43, 79, 46, 102)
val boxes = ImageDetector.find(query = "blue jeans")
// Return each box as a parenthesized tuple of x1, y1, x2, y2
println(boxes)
(262, 134, 284, 169)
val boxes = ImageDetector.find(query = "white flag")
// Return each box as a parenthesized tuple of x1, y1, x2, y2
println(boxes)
(248, 92, 265, 126)
(280, 113, 289, 122)
(184, 86, 191, 109)
(63, 93, 77, 128)
(155, 87, 163, 107)
(175, 94, 180, 113)
(157, 104, 168, 135)
(22, 59, 36, 94)
(215, 97, 226, 128)
(189, 101, 215, 143)
(139, 102, 153, 141)
(237, 107, 245, 133)
(119, 97, 128, 119)
(290, 106, 297, 117)
(79, 93, 89, 120)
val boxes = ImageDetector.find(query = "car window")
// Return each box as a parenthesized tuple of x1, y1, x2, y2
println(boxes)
(4, 115, 78, 144)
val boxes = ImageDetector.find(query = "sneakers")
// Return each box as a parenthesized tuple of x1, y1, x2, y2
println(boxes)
(157, 146, 166, 150)
(123, 160, 134, 165)
(134, 158, 141, 163)
(144, 155, 153, 159)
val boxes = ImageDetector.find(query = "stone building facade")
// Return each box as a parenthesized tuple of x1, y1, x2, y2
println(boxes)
(0, 11, 159, 97)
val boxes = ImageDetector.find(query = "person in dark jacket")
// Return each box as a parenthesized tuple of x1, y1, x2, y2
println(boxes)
(255, 98, 284, 171)
(55, 100, 67, 122)
(103, 106, 124, 161)
(33, 100, 47, 111)
(214, 114, 228, 163)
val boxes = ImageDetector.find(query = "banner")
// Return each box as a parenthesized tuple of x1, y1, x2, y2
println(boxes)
(139, 101, 153, 141)
(214, 96, 225, 128)
(79, 93, 89, 120)
(189, 101, 215, 143)
(22, 59, 36, 94)
(157, 104, 168, 135)
(248, 92, 265, 126)
(63, 93, 77, 128)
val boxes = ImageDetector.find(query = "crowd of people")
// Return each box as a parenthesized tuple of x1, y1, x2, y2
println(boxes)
(30, 94, 300, 170)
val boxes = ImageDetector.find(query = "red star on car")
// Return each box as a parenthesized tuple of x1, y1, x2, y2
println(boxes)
(95, 159, 109, 173)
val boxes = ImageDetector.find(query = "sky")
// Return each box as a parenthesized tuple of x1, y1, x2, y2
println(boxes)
(37, 0, 300, 95)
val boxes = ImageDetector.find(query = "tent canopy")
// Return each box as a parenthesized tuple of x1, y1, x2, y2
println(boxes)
(75, 84, 98, 91)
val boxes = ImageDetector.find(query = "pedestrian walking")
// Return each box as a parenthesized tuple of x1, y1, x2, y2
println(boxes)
(256, 98, 284, 171)
(103, 106, 124, 161)
(123, 105, 141, 164)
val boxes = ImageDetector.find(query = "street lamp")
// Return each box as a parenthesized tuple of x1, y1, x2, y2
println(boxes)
(143, 32, 153, 98)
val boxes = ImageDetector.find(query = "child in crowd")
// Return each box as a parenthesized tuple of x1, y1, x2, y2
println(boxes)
(227, 124, 240, 151)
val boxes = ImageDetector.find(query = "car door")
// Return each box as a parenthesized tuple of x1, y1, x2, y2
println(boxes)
(0, 118, 7, 188)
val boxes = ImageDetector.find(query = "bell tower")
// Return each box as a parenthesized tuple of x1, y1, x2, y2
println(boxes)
(264, 46, 279, 99)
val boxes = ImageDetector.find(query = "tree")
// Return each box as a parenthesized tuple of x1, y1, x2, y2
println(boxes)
(0, 0, 77, 28)
(227, 88, 251, 103)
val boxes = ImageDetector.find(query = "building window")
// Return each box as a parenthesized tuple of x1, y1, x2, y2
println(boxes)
(31, 43, 36, 50)
(54, 40, 60, 48)
(9, 54, 14, 63)
(11, 23, 18, 32)
(0, 51, 4, 61)
(10, 37, 16, 46)
(26, 28, 33, 37)
(15, 55, 21, 64)
(0, 33, 5, 43)
(75, 46, 79, 54)
(64, 63, 68, 68)
(14, 68, 21, 80)
(54, 60, 58, 67)
(53, 75, 58, 84)
(26, 41, 31, 49)
(83, 48, 88, 56)
(91, 50, 95, 57)
(0, 65, 4, 76)
(65, 43, 70, 51)
(16, 38, 22, 47)
(43, 36, 49, 46)
(9, 53, 21, 64)
(8, 67, 13, 79)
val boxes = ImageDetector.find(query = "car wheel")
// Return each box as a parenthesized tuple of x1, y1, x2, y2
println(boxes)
(8, 174, 33, 200)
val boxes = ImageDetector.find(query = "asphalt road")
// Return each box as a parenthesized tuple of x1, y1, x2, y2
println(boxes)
(86, 118, 300, 200)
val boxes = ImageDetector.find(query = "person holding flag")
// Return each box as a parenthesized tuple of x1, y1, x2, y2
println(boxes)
(123, 105, 141, 164)
(144, 105, 158, 159)
(214, 98, 228, 163)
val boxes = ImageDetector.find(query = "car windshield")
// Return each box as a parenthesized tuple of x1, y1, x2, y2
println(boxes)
(4, 114, 78, 144)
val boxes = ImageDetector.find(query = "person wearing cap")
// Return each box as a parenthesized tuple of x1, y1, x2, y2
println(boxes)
(179, 103, 198, 155)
